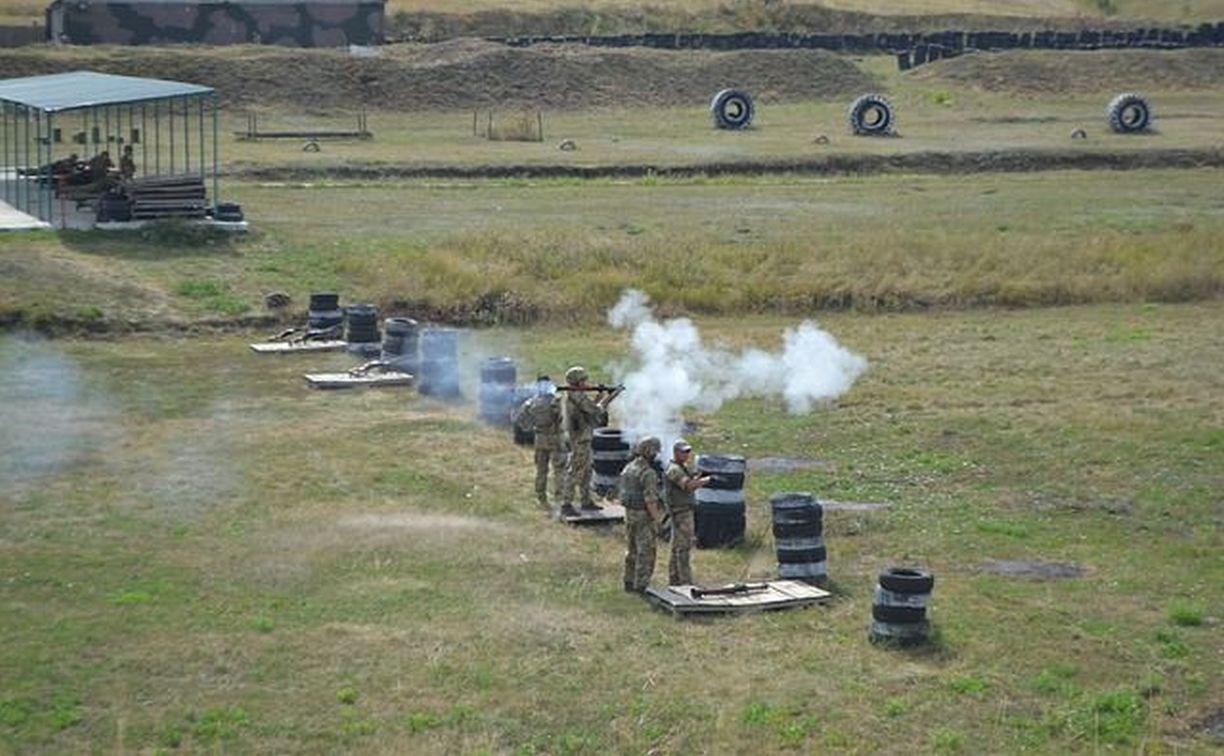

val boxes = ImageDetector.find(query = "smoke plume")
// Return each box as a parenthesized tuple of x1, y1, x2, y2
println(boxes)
(606, 289, 867, 445)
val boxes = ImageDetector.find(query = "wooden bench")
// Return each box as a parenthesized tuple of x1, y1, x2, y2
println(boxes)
(127, 174, 208, 220)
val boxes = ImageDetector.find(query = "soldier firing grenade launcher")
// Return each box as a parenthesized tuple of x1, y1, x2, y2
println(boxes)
(556, 383, 625, 393)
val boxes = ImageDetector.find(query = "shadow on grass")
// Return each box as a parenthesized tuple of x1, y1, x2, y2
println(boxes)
(55, 221, 247, 260)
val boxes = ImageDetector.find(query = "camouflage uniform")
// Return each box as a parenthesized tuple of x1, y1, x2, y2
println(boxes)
(619, 454, 661, 592)
(561, 385, 607, 509)
(664, 460, 699, 586)
(515, 392, 565, 508)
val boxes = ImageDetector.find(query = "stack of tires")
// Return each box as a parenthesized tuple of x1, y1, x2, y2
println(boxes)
(381, 317, 419, 372)
(770, 492, 827, 584)
(694, 454, 747, 548)
(344, 303, 381, 355)
(419, 328, 460, 398)
(308, 293, 343, 330)
(591, 427, 632, 497)
(478, 357, 517, 425)
(870, 567, 934, 647)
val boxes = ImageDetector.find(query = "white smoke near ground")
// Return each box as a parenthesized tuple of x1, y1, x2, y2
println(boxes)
(606, 289, 868, 445)
(0, 334, 116, 492)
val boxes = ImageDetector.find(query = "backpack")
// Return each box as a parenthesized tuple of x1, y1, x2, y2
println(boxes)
(517, 394, 560, 434)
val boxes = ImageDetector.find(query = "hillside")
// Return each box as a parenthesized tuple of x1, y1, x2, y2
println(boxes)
(914, 47, 1224, 93)
(0, 40, 876, 110)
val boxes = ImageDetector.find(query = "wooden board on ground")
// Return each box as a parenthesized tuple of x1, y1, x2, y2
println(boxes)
(249, 340, 347, 354)
(645, 580, 830, 616)
(304, 371, 414, 389)
(558, 503, 625, 525)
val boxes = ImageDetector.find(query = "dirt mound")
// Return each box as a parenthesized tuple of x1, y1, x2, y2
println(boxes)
(915, 48, 1224, 94)
(387, 4, 1119, 41)
(0, 40, 874, 110)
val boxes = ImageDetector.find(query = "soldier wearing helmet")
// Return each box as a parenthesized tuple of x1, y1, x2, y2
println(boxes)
(619, 436, 664, 593)
(559, 365, 622, 517)
(511, 375, 565, 511)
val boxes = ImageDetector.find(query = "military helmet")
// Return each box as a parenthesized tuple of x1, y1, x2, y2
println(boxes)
(565, 365, 588, 385)
(635, 436, 661, 458)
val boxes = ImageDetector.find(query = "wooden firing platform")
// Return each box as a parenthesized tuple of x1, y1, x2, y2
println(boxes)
(557, 503, 625, 525)
(304, 371, 414, 389)
(646, 580, 830, 616)
(250, 340, 347, 354)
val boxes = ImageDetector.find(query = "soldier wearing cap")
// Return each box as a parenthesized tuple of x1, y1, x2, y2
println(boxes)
(559, 365, 619, 517)
(619, 436, 664, 593)
(664, 438, 712, 585)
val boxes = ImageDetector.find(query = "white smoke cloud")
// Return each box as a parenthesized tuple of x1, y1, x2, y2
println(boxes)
(605, 290, 867, 445)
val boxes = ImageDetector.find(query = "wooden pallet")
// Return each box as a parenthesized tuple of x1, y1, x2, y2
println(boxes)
(645, 580, 830, 616)
(249, 340, 347, 354)
(304, 371, 414, 390)
(557, 502, 625, 525)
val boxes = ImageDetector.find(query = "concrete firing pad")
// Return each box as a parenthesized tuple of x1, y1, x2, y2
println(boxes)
(557, 503, 625, 526)
(250, 340, 347, 354)
(646, 580, 830, 616)
(304, 371, 414, 389)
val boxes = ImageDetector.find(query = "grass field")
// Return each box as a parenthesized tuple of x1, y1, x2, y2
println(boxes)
(1, 301, 1221, 752)
(3, 167, 1223, 327)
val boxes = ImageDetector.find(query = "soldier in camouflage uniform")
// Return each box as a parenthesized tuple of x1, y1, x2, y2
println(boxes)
(559, 365, 619, 517)
(663, 438, 712, 586)
(511, 375, 566, 510)
(619, 436, 664, 593)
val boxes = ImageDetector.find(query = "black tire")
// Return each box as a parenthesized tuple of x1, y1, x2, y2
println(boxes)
(848, 93, 895, 136)
(1107, 92, 1151, 133)
(592, 428, 629, 451)
(872, 603, 927, 623)
(711, 89, 755, 130)
(480, 358, 517, 384)
(772, 520, 823, 539)
(878, 567, 934, 594)
(309, 293, 339, 311)
(703, 472, 745, 490)
(777, 545, 827, 564)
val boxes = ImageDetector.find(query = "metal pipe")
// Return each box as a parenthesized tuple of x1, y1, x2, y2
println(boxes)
(3, 103, 9, 206)
(197, 95, 203, 182)
(211, 93, 219, 215)
(154, 99, 160, 174)
(169, 98, 175, 174)
(182, 97, 189, 175)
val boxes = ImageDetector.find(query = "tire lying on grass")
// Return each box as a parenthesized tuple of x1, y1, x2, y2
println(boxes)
(710, 89, 755, 130)
(847, 93, 895, 136)
(1107, 92, 1152, 133)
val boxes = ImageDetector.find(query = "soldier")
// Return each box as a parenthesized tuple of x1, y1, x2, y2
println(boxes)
(663, 439, 712, 586)
(119, 145, 136, 181)
(511, 375, 566, 510)
(619, 436, 664, 593)
(559, 365, 620, 517)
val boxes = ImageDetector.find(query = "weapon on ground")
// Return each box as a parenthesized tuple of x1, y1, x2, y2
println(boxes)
(690, 582, 770, 599)
(556, 383, 625, 393)
(289, 324, 342, 344)
(348, 360, 391, 376)
(267, 327, 301, 342)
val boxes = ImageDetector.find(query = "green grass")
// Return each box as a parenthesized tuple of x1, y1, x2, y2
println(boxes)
(3, 167, 1222, 328)
(0, 302, 1221, 751)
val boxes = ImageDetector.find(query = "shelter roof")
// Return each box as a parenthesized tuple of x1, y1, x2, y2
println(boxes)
(0, 71, 213, 113)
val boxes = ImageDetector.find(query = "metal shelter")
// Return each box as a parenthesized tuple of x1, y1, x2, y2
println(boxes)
(0, 70, 219, 226)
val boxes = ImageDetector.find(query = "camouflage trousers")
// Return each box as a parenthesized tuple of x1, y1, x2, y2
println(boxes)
(533, 447, 566, 507)
(623, 509, 657, 591)
(562, 438, 593, 506)
(668, 509, 695, 586)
